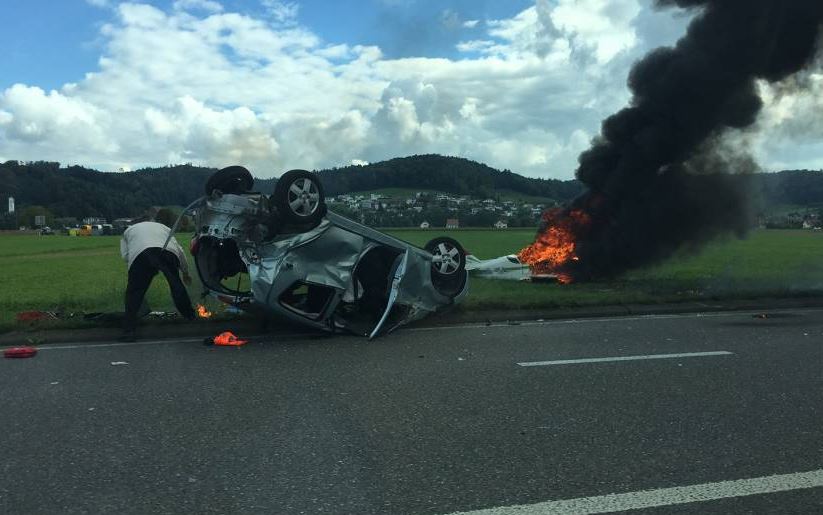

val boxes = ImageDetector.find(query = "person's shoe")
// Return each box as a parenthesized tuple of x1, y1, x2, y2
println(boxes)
(117, 331, 136, 343)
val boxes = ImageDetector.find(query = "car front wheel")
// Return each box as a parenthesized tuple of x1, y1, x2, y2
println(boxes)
(271, 169, 326, 225)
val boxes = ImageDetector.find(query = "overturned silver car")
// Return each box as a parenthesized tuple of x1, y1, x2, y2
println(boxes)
(187, 166, 469, 338)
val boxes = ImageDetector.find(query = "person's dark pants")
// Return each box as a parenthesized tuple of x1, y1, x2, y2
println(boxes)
(124, 248, 195, 332)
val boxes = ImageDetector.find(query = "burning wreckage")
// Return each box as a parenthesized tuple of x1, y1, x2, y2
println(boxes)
(465, 207, 582, 283)
(490, 0, 823, 284)
(182, 166, 468, 338)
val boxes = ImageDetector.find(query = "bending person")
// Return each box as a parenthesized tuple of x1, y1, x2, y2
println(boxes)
(119, 218, 196, 341)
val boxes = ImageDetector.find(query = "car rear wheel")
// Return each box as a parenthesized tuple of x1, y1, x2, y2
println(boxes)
(425, 237, 467, 297)
(272, 169, 326, 225)
(205, 166, 254, 196)
(425, 237, 466, 277)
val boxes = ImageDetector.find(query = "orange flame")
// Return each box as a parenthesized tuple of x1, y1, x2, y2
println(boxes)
(196, 304, 213, 318)
(518, 208, 591, 284)
(212, 331, 247, 346)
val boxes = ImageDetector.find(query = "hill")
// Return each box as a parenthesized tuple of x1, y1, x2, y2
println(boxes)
(322, 155, 582, 200)
(2, 156, 823, 226)
(0, 161, 216, 223)
(253, 155, 583, 201)
(0, 155, 583, 221)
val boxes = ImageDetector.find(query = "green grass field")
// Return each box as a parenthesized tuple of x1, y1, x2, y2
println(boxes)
(2, 229, 823, 333)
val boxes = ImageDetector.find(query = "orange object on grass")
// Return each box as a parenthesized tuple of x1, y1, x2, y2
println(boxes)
(196, 304, 213, 318)
(213, 331, 247, 346)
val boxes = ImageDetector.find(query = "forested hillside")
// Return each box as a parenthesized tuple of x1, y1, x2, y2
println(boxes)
(1, 156, 822, 224)
(0, 155, 583, 220)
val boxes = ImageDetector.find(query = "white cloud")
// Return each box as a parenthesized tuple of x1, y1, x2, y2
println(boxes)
(463, 20, 480, 29)
(0, 1, 706, 178)
(172, 0, 224, 13)
(86, 0, 109, 7)
(0, 85, 115, 154)
(315, 44, 351, 60)
(263, 0, 299, 25)
(549, 0, 642, 63)
(758, 73, 823, 141)
(475, 0, 641, 63)
(750, 70, 823, 170)
(143, 96, 279, 167)
(456, 40, 495, 53)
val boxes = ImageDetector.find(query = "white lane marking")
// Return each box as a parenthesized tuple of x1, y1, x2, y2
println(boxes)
(518, 351, 733, 367)
(444, 469, 823, 515)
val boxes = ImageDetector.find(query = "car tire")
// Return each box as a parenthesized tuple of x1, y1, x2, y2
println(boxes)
(425, 237, 468, 297)
(272, 169, 326, 225)
(205, 166, 254, 196)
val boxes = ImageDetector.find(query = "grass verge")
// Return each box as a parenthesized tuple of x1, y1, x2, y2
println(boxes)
(2, 229, 823, 334)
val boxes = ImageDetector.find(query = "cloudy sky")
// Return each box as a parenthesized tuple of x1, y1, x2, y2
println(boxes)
(1, 0, 821, 179)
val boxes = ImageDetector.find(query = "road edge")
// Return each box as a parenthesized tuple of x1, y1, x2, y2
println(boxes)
(3, 295, 823, 347)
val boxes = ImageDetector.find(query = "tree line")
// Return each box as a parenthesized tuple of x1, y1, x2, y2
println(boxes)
(0, 156, 583, 225)
(2, 157, 823, 228)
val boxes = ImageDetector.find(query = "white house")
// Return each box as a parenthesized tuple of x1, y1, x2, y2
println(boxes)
(494, 220, 508, 229)
(446, 218, 460, 229)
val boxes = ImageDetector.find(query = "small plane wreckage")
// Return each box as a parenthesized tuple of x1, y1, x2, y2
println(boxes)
(177, 167, 469, 338)
(465, 254, 559, 283)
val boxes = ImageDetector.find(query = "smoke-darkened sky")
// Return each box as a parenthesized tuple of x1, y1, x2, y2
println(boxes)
(0, 0, 820, 178)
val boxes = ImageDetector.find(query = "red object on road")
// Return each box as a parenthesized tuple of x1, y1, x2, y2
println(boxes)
(4, 346, 38, 358)
(212, 331, 248, 346)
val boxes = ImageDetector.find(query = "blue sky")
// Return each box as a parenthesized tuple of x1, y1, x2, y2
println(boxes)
(0, 0, 821, 178)
(1, 0, 533, 89)
(2, 1, 106, 90)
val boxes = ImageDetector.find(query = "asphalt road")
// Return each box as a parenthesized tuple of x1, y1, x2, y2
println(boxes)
(3, 309, 823, 514)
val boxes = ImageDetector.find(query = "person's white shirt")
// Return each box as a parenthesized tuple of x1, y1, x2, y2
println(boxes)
(120, 221, 189, 274)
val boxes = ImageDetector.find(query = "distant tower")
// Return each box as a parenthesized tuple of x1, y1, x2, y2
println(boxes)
(7, 197, 13, 214)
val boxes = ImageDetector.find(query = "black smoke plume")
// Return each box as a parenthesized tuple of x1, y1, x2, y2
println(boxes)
(550, 0, 823, 281)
